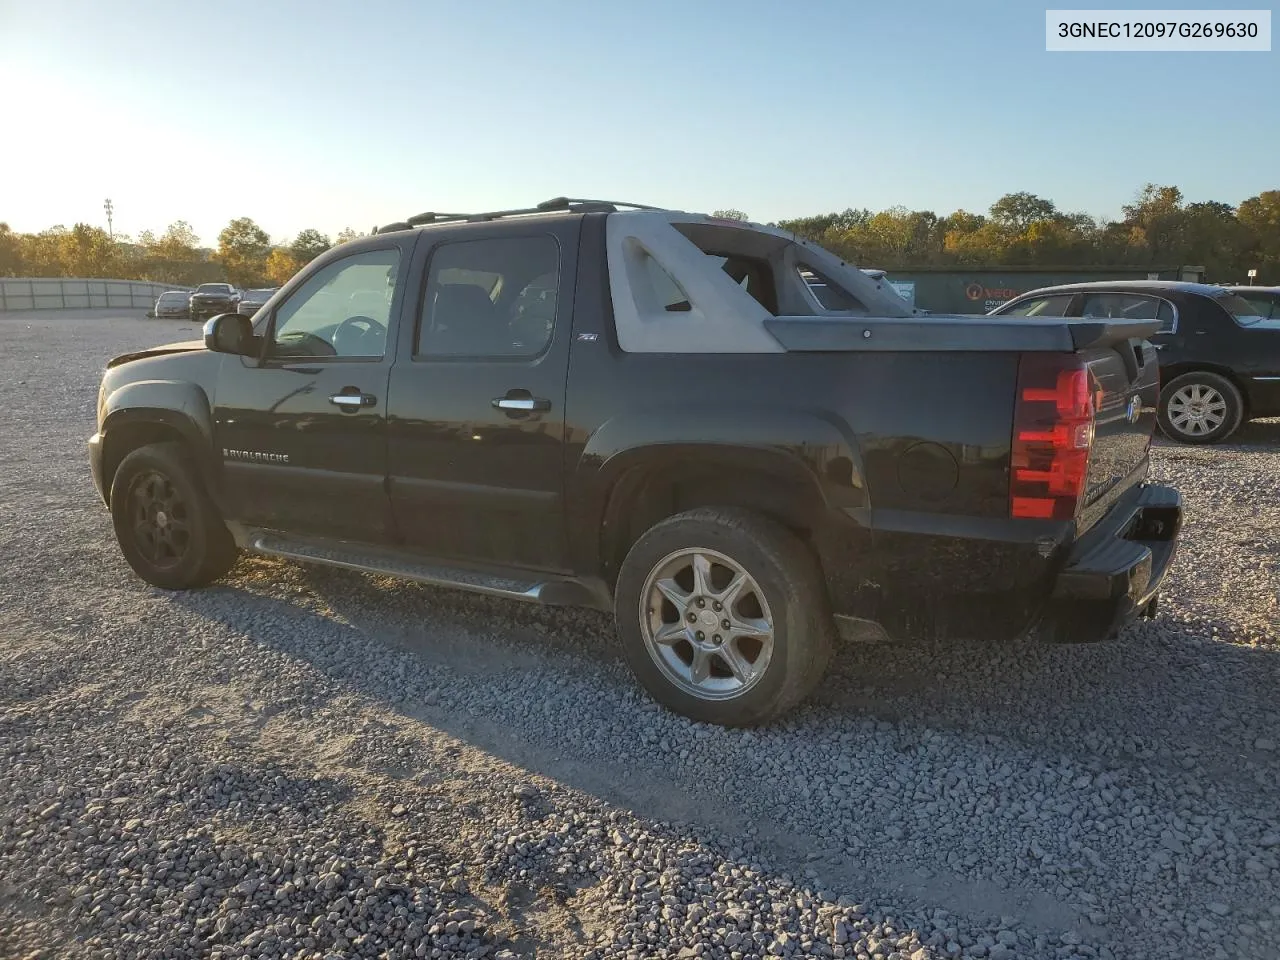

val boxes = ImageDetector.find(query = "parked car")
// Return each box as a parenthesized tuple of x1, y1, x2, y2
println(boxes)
(87, 198, 1182, 726)
(991, 281, 1280, 444)
(189, 283, 240, 321)
(237, 288, 278, 317)
(152, 290, 190, 319)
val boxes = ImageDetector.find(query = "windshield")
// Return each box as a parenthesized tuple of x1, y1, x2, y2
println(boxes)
(1217, 292, 1269, 326)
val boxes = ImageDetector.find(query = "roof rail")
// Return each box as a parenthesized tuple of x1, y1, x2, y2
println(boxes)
(375, 197, 663, 234)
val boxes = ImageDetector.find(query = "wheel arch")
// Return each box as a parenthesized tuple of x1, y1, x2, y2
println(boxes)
(597, 447, 833, 589)
(99, 380, 219, 507)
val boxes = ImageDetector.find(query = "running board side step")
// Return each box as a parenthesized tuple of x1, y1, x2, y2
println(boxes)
(245, 532, 609, 609)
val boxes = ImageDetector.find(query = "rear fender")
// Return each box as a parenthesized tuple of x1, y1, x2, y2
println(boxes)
(570, 409, 868, 578)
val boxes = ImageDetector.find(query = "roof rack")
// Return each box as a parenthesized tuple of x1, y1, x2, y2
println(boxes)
(374, 197, 663, 234)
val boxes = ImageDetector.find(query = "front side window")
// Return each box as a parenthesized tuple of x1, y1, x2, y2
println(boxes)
(1000, 294, 1075, 318)
(417, 236, 560, 358)
(1236, 294, 1276, 320)
(1218, 292, 1272, 326)
(270, 248, 400, 359)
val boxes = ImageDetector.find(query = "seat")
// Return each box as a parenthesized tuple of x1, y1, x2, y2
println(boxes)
(425, 283, 512, 355)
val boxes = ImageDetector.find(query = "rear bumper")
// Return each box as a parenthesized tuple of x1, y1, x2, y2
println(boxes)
(1040, 483, 1182, 642)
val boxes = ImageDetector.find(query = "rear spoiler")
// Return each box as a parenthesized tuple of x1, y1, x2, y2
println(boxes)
(764, 316, 1163, 353)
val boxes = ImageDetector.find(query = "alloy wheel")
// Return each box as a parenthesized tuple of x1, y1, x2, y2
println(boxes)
(639, 548, 775, 701)
(128, 470, 191, 570)
(1167, 383, 1227, 437)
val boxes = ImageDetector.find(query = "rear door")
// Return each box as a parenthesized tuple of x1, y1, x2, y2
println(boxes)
(213, 240, 413, 542)
(385, 220, 577, 573)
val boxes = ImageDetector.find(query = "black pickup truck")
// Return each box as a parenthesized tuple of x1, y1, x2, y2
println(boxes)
(189, 283, 240, 321)
(88, 198, 1183, 725)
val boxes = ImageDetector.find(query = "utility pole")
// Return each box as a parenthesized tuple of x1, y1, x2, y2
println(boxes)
(104, 198, 114, 239)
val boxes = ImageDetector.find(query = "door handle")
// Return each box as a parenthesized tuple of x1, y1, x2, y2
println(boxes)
(492, 395, 551, 412)
(329, 392, 377, 410)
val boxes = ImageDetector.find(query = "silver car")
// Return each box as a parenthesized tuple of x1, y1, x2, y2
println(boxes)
(152, 290, 190, 319)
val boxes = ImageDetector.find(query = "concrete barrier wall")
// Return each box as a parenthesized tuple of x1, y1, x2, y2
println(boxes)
(0, 278, 193, 312)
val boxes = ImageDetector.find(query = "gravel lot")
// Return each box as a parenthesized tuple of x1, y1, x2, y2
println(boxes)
(1, 310, 1277, 960)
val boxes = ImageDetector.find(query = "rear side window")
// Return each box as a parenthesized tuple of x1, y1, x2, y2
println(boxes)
(1080, 292, 1160, 321)
(417, 236, 560, 358)
(1001, 294, 1075, 318)
(798, 266, 866, 312)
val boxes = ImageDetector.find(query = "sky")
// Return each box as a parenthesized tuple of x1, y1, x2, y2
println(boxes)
(1, 0, 1277, 248)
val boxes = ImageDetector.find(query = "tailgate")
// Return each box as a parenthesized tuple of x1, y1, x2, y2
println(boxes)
(1076, 328, 1160, 516)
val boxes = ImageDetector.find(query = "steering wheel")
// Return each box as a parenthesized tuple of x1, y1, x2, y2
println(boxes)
(331, 315, 386, 357)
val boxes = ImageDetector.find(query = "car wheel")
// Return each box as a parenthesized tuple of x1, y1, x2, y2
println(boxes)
(109, 442, 239, 590)
(1157, 371, 1244, 444)
(613, 507, 833, 726)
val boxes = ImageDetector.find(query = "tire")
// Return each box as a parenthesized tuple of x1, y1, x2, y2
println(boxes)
(1157, 371, 1244, 444)
(109, 442, 239, 590)
(613, 507, 834, 726)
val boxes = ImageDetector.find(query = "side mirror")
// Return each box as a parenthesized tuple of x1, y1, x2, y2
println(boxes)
(203, 313, 254, 355)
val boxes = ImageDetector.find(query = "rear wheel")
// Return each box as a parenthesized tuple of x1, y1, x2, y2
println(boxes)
(613, 507, 833, 726)
(1158, 371, 1244, 444)
(109, 442, 239, 589)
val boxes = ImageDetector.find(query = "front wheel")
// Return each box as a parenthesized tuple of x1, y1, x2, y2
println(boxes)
(1157, 371, 1244, 444)
(109, 442, 239, 589)
(613, 507, 833, 726)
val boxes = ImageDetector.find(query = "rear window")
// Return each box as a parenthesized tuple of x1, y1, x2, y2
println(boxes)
(1217, 293, 1269, 326)
(196, 283, 231, 294)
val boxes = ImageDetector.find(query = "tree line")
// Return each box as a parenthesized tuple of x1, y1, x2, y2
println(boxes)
(0, 217, 366, 288)
(752, 184, 1278, 283)
(3, 184, 1279, 286)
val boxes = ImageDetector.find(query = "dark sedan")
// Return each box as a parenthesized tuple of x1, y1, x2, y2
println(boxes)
(236, 287, 278, 317)
(188, 283, 240, 321)
(992, 280, 1280, 443)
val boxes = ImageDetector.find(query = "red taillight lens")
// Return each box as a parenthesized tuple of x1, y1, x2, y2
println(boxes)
(1010, 355, 1095, 520)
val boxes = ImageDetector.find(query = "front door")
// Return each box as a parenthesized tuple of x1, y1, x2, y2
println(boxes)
(214, 243, 411, 543)
(386, 224, 577, 573)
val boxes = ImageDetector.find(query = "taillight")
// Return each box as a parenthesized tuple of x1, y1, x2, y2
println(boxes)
(1010, 353, 1096, 520)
